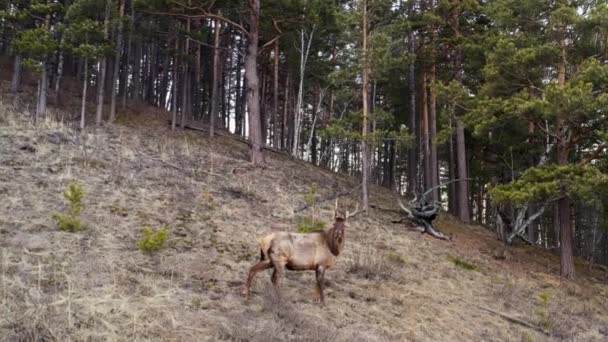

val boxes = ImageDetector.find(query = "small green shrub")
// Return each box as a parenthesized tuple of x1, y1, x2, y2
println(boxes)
(52, 213, 85, 232)
(202, 191, 215, 209)
(298, 183, 325, 233)
(52, 183, 86, 232)
(137, 226, 169, 253)
(297, 216, 326, 233)
(449, 256, 479, 271)
(304, 183, 319, 209)
(536, 290, 552, 329)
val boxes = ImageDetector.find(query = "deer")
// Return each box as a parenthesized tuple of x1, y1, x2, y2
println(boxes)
(242, 200, 364, 304)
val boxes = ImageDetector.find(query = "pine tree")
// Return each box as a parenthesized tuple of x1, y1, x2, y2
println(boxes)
(468, 0, 608, 279)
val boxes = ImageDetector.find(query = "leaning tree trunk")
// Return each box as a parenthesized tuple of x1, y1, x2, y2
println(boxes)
(245, 0, 264, 165)
(292, 27, 314, 158)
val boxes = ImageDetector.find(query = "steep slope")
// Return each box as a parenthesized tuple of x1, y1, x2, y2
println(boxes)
(1, 97, 608, 342)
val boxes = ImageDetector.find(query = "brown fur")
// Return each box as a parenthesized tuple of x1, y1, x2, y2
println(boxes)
(242, 213, 350, 304)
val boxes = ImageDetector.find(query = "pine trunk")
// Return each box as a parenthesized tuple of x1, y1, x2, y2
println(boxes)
(407, 33, 417, 196)
(96, 0, 111, 126)
(235, 35, 243, 135)
(456, 118, 470, 222)
(282, 74, 290, 150)
(80, 58, 89, 130)
(421, 69, 431, 192)
(110, 0, 125, 122)
(171, 33, 179, 131)
(36, 62, 49, 123)
(11, 54, 22, 93)
(310, 83, 319, 165)
(448, 115, 457, 215)
(133, 40, 142, 101)
(260, 72, 267, 143)
(121, 14, 132, 109)
(193, 23, 202, 117)
(273, 40, 280, 148)
(246, 0, 264, 165)
(210, 15, 222, 137)
(54, 51, 64, 104)
(181, 16, 191, 129)
(361, 0, 370, 210)
(452, 0, 470, 222)
(429, 62, 439, 201)
(557, 32, 574, 280)
(95, 59, 107, 125)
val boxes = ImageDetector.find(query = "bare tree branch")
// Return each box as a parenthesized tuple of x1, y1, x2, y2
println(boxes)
(295, 183, 362, 212)
(460, 299, 549, 335)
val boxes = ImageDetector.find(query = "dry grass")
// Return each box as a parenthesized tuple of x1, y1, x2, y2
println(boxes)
(1, 93, 608, 341)
(347, 248, 395, 280)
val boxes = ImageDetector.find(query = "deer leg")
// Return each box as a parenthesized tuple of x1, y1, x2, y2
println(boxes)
(271, 262, 285, 288)
(271, 269, 279, 286)
(242, 260, 272, 298)
(269, 258, 286, 301)
(315, 266, 326, 305)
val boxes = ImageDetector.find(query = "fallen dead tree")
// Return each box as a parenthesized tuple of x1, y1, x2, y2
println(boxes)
(391, 179, 471, 241)
(394, 196, 450, 240)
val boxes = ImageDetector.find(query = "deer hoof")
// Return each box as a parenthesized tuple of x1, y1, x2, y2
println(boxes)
(313, 296, 325, 305)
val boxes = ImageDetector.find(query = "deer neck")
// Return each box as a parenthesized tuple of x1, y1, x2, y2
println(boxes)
(326, 221, 345, 256)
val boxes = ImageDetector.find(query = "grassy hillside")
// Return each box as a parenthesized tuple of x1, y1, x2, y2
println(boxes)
(1, 91, 608, 341)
